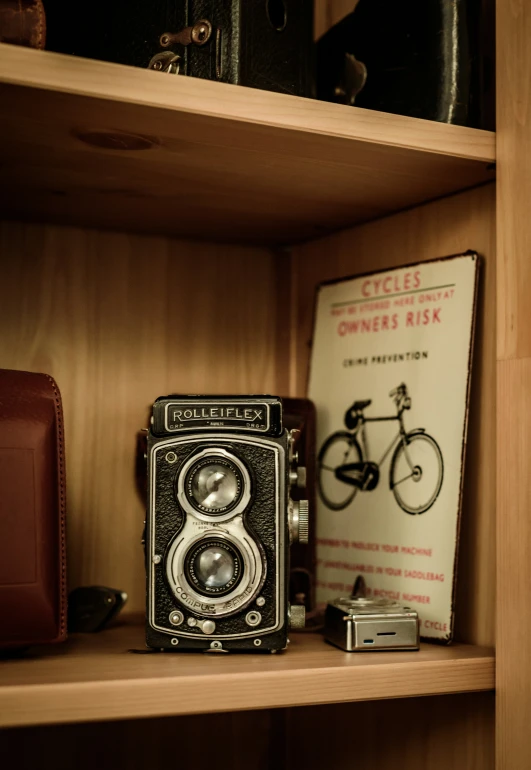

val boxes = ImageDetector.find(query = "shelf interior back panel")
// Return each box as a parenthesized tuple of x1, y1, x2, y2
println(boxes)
(0, 45, 495, 245)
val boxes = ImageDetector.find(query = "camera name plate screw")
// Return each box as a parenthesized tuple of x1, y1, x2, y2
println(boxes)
(256, 597, 266, 607)
(153, 554, 162, 564)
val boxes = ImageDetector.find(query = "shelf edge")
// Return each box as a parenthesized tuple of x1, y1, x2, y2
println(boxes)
(0, 44, 496, 164)
(0, 655, 495, 728)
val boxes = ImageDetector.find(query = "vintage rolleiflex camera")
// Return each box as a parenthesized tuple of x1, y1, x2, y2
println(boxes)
(145, 395, 309, 652)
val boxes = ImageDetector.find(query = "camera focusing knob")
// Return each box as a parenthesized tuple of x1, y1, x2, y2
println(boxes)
(297, 500, 309, 544)
(289, 499, 309, 545)
(289, 604, 306, 629)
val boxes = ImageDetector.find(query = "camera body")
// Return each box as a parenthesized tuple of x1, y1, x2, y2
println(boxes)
(145, 395, 308, 652)
(325, 596, 419, 652)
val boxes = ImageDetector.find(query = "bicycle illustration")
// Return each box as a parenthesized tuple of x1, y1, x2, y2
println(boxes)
(318, 383, 443, 514)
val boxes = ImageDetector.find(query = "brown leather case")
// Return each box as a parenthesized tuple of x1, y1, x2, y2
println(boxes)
(0, 0, 46, 48)
(0, 369, 67, 648)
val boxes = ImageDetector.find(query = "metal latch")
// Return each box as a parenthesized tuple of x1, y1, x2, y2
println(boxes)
(148, 19, 220, 78)
(159, 19, 213, 49)
(148, 51, 182, 73)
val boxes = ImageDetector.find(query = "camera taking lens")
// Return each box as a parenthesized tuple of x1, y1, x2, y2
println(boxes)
(185, 538, 243, 597)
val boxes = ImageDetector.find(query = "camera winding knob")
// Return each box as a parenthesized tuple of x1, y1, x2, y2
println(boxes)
(289, 604, 306, 629)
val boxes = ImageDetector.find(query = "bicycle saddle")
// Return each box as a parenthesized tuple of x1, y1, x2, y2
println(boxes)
(352, 399, 372, 411)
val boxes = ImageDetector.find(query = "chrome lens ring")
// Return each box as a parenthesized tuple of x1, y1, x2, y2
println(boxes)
(177, 447, 252, 522)
(186, 456, 242, 514)
(167, 530, 265, 617)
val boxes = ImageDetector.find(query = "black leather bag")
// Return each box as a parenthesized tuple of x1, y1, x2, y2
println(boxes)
(316, 0, 494, 129)
(44, 0, 314, 97)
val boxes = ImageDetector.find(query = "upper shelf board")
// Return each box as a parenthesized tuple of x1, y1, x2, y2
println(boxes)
(0, 622, 494, 728)
(0, 44, 495, 245)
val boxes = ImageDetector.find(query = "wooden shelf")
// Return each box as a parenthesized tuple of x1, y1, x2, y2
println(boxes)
(0, 44, 495, 245)
(0, 621, 494, 728)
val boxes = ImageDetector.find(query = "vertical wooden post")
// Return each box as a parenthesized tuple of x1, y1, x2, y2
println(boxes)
(497, 0, 531, 766)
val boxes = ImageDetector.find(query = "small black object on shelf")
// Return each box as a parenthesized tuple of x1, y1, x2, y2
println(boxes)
(68, 586, 128, 633)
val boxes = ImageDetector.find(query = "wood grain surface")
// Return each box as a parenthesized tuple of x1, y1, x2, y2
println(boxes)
(0, 622, 494, 728)
(290, 185, 496, 647)
(497, 358, 531, 769)
(286, 692, 495, 770)
(0, 710, 281, 770)
(496, 0, 531, 767)
(496, 1, 530, 362)
(0, 44, 494, 245)
(0, 221, 286, 611)
(0, 692, 494, 770)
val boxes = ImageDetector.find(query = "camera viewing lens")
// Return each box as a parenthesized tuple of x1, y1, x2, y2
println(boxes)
(192, 463, 238, 510)
(186, 455, 245, 514)
(185, 538, 243, 596)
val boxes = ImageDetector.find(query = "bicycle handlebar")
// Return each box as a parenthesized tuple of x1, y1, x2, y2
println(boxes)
(389, 383, 411, 411)
(389, 383, 408, 399)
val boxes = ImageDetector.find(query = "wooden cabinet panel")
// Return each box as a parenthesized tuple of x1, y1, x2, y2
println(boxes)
(0, 710, 280, 770)
(496, 0, 531, 361)
(286, 693, 495, 770)
(0, 222, 285, 611)
(496, 0, 531, 766)
(0, 695, 494, 770)
(497, 357, 531, 768)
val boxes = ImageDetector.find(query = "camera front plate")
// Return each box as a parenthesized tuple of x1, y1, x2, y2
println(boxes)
(147, 433, 287, 646)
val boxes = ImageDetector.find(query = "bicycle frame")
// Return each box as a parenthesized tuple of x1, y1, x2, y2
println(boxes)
(352, 408, 408, 468)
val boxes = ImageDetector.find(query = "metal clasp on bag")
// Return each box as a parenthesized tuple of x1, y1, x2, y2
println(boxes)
(159, 19, 213, 49)
(148, 51, 182, 74)
(147, 19, 216, 76)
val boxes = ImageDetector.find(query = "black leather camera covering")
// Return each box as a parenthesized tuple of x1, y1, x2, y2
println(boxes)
(146, 433, 289, 651)
(44, 0, 314, 97)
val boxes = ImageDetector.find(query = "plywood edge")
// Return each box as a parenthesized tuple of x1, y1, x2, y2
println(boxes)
(0, 652, 494, 727)
(0, 44, 495, 163)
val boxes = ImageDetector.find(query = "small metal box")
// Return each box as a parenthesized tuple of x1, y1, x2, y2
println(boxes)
(325, 596, 419, 652)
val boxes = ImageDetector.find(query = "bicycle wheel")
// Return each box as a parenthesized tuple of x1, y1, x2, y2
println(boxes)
(390, 432, 443, 514)
(318, 431, 362, 511)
